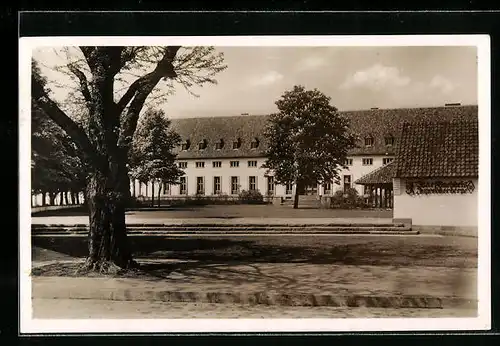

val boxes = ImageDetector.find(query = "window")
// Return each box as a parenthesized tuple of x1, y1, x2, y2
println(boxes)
(267, 176, 275, 195)
(364, 137, 374, 147)
(385, 136, 395, 146)
(233, 138, 241, 149)
(345, 158, 353, 166)
(198, 139, 207, 150)
(286, 182, 293, 195)
(181, 140, 191, 150)
(212, 161, 222, 168)
(213, 176, 221, 194)
(163, 183, 170, 195)
(383, 158, 394, 165)
(178, 162, 188, 169)
(196, 177, 205, 195)
(249, 176, 257, 191)
(362, 158, 373, 166)
(250, 138, 260, 149)
(180, 177, 187, 195)
(215, 139, 224, 150)
(230, 161, 239, 168)
(343, 175, 351, 193)
(248, 160, 257, 167)
(231, 176, 239, 195)
(323, 182, 332, 194)
(195, 161, 205, 168)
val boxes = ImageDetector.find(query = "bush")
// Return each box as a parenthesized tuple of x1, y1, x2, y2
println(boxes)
(331, 187, 367, 209)
(239, 189, 264, 204)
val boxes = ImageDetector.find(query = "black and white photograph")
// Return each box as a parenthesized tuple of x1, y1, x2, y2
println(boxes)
(19, 35, 491, 333)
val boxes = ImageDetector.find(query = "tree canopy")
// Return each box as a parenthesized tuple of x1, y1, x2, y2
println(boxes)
(263, 85, 357, 208)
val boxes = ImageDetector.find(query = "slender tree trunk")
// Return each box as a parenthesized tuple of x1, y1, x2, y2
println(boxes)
(157, 181, 162, 207)
(64, 191, 69, 205)
(49, 192, 56, 206)
(42, 191, 47, 206)
(293, 181, 301, 209)
(76, 193, 80, 205)
(59, 191, 64, 205)
(70, 191, 76, 205)
(151, 181, 155, 207)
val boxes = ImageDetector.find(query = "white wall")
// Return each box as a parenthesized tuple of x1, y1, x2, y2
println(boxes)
(393, 177, 478, 227)
(130, 155, 393, 198)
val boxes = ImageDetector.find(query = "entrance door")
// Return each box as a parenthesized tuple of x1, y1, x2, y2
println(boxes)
(343, 175, 351, 193)
(304, 184, 318, 195)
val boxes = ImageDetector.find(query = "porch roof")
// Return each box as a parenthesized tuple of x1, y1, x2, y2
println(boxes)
(355, 161, 396, 185)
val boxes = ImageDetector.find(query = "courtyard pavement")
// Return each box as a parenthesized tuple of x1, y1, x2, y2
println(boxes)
(31, 259, 477, 310)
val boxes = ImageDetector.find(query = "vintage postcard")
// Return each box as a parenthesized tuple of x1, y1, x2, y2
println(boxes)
(19, 34, 491, 333)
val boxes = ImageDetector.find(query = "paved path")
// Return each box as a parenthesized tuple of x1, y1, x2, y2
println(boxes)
(31, 261, 477, 309)
(31, 216, 394, 226)
(32, 298, 477, 319)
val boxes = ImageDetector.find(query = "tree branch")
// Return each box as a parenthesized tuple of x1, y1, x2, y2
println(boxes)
(67, 63, 94, 113)
(116, 46, 181, 115)
(117, 46, 181, 149)
(32, 76, 106, 172)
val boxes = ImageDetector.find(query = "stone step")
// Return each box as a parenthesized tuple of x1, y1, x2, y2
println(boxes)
(32, 222, 405, 228)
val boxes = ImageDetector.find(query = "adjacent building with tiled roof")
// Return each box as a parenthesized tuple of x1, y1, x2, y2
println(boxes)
(392, 119, 479, 229)
(395, 120, 479, 178)
(355, 160, 396, 185)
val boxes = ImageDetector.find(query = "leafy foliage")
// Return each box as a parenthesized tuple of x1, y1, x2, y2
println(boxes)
(128, 108, 184, 186)
(331, 188, 367, 209)
(238, 190, 265, 204)
(263, 85, 357, 196)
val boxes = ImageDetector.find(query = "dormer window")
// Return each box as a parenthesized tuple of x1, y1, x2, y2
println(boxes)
(181, 139, 191, 150)
(364, 136, 374, 147)
(215, 139, 224, 150)
(385, 136, 395, 146)
(233, 138, 241, 149)
(198, 139, 207, 150)
(250, 138, 260, 149)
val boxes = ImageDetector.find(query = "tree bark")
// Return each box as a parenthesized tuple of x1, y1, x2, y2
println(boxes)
(59, 191, 64, 205)
(84, 166, 134, 271)
(76, 193, 80, 205)
(64, 191, 69, 205)
(42, 192, 47, 206)
(71, 191, 76, 205)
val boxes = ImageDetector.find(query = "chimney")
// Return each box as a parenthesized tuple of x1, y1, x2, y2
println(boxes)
(445, 103, 461, 107)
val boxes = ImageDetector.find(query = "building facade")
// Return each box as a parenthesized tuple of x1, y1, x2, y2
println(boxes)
(130, 105, 479, 203)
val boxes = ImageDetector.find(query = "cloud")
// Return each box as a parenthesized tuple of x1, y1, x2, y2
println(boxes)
(340, 64, 411, 91)
(430, 75, 456, 94)
(249, 70, 284, 86)
(297, 55, 327, 71)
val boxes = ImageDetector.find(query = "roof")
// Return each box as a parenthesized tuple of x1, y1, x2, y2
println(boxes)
(355, 160, 396, 185)
(170, 105, 478, 159)
(170, 115, 269, 159)
(395, 120, 479, 178)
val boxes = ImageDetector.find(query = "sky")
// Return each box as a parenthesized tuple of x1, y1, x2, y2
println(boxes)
(33, 46, 478, 119)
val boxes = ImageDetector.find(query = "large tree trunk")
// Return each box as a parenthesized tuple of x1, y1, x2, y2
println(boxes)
(59, 191, 64, 205)
(42, 192, 47, 206)
(84, 166, 134, 272)
(70, 191, 76, 205)
(64, 191, 69, 205)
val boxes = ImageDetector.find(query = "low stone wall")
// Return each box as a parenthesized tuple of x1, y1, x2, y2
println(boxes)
(32, 205, 83, 214)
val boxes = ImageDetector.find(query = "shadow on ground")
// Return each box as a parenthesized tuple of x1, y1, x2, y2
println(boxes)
(33, 235, 477, 268)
